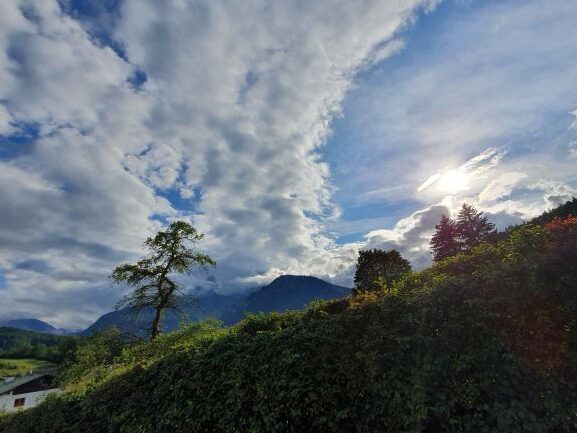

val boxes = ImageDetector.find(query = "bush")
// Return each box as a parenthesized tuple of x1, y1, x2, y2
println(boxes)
(2, 217, 577, 432)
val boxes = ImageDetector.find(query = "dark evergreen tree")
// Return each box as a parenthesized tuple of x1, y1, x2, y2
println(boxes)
(430, 214, 461, 262)
(353, 249, 411, 294)
(456, 203, 495, 252)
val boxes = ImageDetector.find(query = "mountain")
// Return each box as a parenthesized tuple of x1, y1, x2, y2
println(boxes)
(222, 275, 350, 324)
(0, 318, 57, 334)
(83, 292, 245, 336)
(83, 275, 351, 335)
(3, 212, 577, 432)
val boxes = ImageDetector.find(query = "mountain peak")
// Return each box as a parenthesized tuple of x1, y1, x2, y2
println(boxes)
(267, 275, 340, 289)
(0, 318, 57, 333)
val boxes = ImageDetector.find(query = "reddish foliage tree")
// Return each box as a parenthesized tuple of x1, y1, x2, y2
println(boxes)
(544, 216, 577, 274)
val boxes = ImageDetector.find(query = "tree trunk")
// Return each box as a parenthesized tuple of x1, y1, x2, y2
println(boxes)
(150, 305, 163, 340)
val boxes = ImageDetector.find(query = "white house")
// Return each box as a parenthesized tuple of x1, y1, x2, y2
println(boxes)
(0, 374, 59, 413)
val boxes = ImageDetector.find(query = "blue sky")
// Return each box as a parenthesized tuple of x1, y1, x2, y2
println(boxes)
(325, 0, 577, 242)
(0, 0, 575, 327)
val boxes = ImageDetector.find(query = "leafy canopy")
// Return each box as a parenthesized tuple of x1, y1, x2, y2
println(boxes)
(3, 214, 577, 432)
(112, 221, 215, 340)
(353, 249, 411, 294)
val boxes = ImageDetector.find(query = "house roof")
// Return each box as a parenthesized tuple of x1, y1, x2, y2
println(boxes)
(0, 374, 50, 395)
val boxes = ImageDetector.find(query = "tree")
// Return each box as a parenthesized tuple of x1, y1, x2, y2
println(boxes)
(353, 249, 411, 294)
(456, 203, 495, 252)
(530, 197, 577, 225)
(430, 214, 461, 262)
(544, 216, 577, 275)
(112, 221, 216, 340)
(60, 327, 126, 385)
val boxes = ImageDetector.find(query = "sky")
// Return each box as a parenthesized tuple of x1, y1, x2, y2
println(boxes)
(0, 0, 575, 328)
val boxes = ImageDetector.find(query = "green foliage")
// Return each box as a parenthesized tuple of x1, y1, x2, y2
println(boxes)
(0, 327, 77, 363)
(112, 221, 216, 340)
(59, 327, 126, 386)
(529, 197, 577, 225)
(0, 359, 53, 377)
(353, 249, 411, 294)
(2, 216, 577, 432)
(58, 320, 227, 392)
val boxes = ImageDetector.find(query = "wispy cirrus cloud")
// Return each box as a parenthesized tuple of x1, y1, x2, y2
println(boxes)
(417, 147, 505, 193)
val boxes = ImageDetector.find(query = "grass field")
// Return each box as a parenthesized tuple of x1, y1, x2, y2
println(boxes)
(0, 359, 53, 378)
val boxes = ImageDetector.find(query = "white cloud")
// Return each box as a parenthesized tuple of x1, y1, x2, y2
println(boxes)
(418, 147, 506, 193)
(0, 0, 433, 326)
(1, 0, 575, 328)
(529, 180, 576, 209)
(0, 104, 14, 134)
(570, 142, 577, 159)
(363, 199, 452, 269)
(478, 171, 527, 203)
(328, 0, 577, 208)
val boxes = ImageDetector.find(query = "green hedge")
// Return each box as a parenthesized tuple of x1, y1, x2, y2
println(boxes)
(1, 220, 576, 432)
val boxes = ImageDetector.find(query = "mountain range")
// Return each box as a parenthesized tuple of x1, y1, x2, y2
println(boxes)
(84, 275, 350, 336)
(2, 275, 351, 337)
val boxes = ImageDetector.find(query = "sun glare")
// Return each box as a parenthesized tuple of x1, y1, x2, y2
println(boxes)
(438, 169, 469, 194)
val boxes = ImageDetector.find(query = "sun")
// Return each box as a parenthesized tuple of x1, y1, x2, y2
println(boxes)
(438, 169, 469, 194)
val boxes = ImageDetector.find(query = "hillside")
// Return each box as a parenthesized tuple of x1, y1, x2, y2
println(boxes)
(1, 215, 576, 432)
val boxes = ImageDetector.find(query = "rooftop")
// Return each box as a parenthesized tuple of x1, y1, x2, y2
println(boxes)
(0, 374, 50, 395)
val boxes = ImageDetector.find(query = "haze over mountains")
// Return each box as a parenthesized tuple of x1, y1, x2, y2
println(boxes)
(85, 275, 350, 336)
(2, 276, 350, 337)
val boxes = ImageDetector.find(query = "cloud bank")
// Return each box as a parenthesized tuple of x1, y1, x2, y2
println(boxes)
(0, 0, 436, 326)
(1, 0, 576, 327)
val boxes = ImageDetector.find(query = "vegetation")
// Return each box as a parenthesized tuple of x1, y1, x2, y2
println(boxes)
(0, 359, 53, 378)
(429, 214, 460, 262)
(353, 249, 411, 294)
(529, 196, 577, 225)
(112, 221, 216, 340)
(430, 203, 495, 261)
(0, 327, 77, 364)
(455, 203, 496, 251)
(1, 202, 576, 432)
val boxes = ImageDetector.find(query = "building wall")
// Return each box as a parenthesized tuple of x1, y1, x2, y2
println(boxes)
(0, 389, 59, 413)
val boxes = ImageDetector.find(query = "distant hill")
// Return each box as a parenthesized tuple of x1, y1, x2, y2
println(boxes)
(82, 292, 245, 336)
(0, 319, 57, 334)
(83, 275, 351, 336)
